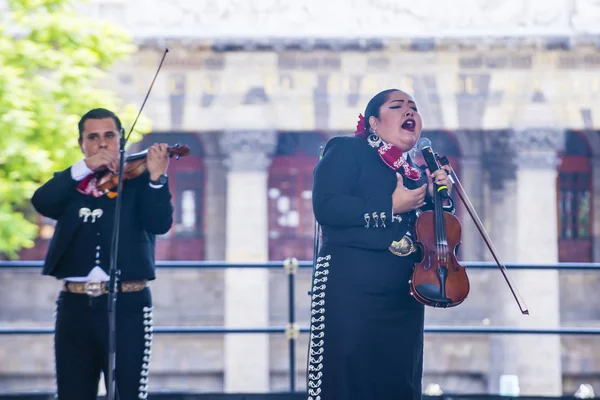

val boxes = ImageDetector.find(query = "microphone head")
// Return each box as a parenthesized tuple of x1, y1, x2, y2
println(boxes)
(417, 137, 432, 151)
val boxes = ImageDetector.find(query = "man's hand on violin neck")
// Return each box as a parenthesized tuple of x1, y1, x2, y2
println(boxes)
(84, 149, 119, 174)
(147, 143, 169, 180)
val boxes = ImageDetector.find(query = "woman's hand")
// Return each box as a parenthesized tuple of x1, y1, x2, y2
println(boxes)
(426, 166, 452, 201)
(392, 173, 427, 214)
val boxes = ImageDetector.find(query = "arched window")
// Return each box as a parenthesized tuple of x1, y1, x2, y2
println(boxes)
(267, 132, 326, 261)
(139, 133, 205, 261)
(557, 131, 593, 262)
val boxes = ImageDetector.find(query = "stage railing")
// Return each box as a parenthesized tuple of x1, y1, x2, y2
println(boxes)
(1, 259, 599, 392)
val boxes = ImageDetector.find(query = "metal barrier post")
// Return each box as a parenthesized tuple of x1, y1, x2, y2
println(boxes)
(284, 257, 300, 392)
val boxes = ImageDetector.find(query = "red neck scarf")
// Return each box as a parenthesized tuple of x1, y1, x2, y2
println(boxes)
(354, 113, 422, 181)
(77, 174, 103, 197)
(376, 141, 422, 180)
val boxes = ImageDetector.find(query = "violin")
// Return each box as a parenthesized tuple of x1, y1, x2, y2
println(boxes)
(96, 143, 190, 196)
(410, 180, 470, 308)
(409, 151, 529, 315)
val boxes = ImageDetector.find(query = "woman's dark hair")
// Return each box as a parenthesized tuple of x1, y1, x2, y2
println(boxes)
(78, 108, 122, 139)
(364, 88, 401, 133)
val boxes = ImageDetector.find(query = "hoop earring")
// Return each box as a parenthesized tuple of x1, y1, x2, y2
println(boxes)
(367, 131, 381, 148)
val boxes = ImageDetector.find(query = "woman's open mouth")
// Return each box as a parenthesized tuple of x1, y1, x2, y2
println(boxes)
(401, 118, 416, 132)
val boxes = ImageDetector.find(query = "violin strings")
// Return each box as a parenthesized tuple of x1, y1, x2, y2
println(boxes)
(434, 189, 449, 265)
(436, 190, 442, 264)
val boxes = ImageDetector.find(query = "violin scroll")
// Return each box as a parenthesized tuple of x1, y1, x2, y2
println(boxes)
(168, 143, 190, 159)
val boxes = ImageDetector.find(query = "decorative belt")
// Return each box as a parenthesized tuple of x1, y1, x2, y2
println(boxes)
(63, 280, 147, 297)
(389, 235, 417, 257)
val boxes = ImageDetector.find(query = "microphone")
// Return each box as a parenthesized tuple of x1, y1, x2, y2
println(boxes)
(417, 137, 449, 199)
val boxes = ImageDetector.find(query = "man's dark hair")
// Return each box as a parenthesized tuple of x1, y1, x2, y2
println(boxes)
(78, 108, 122, 139)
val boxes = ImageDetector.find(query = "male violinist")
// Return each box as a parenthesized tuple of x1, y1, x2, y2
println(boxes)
(31, 108, 174, 399)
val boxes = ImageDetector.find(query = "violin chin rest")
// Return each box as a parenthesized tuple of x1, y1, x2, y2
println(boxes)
(413, 283, 453, 304)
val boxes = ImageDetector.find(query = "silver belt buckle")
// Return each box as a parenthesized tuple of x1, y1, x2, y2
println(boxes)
(84, 281, 104, 297)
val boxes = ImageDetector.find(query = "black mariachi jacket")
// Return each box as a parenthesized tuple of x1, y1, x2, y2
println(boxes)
(31, 166, 174, 281)
(312, 136, 454, 251)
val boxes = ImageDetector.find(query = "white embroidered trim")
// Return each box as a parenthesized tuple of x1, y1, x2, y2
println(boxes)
(307, 254, 330, 400)
(138, 306, 153, 399)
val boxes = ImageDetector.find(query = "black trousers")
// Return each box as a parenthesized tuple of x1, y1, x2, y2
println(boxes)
(54, 287, 153, 399)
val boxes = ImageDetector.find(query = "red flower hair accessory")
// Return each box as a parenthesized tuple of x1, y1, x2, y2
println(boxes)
(354, 113, 367, 138)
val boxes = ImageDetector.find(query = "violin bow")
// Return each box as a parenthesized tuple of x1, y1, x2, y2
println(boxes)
(103, 48, 169, 200)
(437, 154, 530, 316)
(123, 48, 169, 145)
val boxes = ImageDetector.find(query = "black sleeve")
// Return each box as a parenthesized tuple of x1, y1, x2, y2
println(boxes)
(312, 137, 394, 228)
(137, 173, 174, 235)
(31, 168, 81, 220)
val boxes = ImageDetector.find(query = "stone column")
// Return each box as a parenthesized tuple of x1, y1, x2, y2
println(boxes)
(219, 130, 277, 392)
(512, 128, 563, 396)
(484, 131, 520, 394)
(201, 132, 227, 261)
(457, 155, 486, 261)
(592, 157, 600, 262)
(452, 129, 487, 262)
(487, 129, 564, 395)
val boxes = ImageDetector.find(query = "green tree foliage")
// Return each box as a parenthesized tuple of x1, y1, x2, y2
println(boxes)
(0, 0, 151, 258)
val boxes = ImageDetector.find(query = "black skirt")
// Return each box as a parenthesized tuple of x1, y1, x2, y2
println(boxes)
(306, 243, 425, 400)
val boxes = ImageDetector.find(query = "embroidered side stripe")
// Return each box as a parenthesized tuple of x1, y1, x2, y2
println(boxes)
(307, 254, 330, 400)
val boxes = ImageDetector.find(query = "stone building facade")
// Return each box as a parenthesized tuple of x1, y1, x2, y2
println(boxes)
(2, 0, 600, 396)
